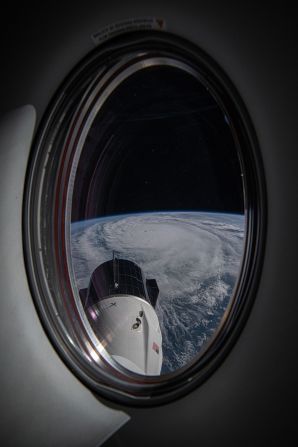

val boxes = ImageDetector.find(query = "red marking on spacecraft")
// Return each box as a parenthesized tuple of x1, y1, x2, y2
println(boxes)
(152, 341, 160, 354)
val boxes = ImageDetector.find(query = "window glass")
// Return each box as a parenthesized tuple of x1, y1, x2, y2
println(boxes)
(69, 64, 245, 375)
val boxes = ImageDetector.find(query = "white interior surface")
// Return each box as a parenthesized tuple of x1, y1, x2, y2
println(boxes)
(0, 106, 129, 447)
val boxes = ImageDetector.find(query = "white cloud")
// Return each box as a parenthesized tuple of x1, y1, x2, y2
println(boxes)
(71, 211, 245, 372)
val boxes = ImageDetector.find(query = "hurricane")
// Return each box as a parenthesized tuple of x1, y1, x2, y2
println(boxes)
(71, 211, 245, 373)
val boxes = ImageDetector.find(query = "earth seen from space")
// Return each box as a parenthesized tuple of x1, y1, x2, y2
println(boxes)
(71, 211, 245, 374)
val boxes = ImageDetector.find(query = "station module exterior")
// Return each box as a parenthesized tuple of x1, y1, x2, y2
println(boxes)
(79, 254, 163, 375)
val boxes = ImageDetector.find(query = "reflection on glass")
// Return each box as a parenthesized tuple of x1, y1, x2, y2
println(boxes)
(69, 63, 245, 375)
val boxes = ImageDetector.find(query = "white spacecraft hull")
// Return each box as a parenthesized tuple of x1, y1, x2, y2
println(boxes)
(90, 294, 162, 375)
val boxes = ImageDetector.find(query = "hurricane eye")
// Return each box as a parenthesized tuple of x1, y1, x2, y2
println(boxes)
(25, 33, 265, 404)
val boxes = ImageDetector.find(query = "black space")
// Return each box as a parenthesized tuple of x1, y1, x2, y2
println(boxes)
(72, 65, 244, 222)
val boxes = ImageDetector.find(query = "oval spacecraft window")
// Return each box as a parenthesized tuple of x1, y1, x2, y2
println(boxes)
(24, 32, 265, 404)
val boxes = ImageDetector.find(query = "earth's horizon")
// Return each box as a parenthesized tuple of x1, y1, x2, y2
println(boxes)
(71, 210, 245, 374)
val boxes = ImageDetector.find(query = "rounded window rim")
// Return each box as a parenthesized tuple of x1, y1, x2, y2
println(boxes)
(23, 30, 266, 406)
(64, 54, 248, 381)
